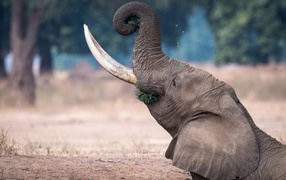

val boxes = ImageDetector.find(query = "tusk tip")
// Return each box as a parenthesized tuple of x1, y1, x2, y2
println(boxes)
(83, 24, 88, 30)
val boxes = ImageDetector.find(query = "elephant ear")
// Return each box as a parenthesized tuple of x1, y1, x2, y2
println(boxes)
(165, 93, 260, 180)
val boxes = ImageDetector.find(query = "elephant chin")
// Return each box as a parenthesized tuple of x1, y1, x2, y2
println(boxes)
(83, 24, 137, 84)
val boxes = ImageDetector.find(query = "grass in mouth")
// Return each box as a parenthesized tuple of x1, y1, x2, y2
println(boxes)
(135, 84, 160, 104)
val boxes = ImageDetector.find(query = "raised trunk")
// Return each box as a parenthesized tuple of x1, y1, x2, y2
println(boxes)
(7, 0, 45, 106)
(113, 2, 167, 72)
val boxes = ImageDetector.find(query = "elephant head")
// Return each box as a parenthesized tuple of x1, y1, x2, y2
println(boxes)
(84, 2, 286, 180)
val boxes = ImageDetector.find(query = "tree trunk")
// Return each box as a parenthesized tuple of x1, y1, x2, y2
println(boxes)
(0, 2, 8, 80)
(7, 0, 45, 106)
(39, 43, 53, 76)
(0, 48, 7, 80)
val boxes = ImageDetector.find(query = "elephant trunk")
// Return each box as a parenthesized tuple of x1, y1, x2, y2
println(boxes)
(113, 2, 167, 73)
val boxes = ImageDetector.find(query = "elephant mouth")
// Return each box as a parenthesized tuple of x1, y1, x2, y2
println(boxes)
(83, 24, 137, 84)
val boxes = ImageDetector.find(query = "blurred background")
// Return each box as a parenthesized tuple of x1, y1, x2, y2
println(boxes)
(0, 0, 286, 156)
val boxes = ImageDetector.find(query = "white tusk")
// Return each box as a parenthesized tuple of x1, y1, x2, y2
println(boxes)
(83, 24, 137, 84)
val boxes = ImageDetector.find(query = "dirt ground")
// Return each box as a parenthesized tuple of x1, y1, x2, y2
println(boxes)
(1, 101, 286, 180)
(1, 66, 286, 179)
(0, 102, 192, 179)
(0, 155, 189, 179)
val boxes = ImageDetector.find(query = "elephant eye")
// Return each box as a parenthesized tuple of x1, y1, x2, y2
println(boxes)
(172, 79, 176, 87)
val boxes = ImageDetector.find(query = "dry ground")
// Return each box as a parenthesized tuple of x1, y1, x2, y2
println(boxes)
(0, 155, 188, 179)
(0, 64, 286, 179)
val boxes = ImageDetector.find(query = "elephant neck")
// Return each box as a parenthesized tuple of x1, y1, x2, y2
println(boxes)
(253, 126, 284, 155)
(237, 100, 285, 159)
(232, 94, 286, 178)
(246, 126, 286, 179)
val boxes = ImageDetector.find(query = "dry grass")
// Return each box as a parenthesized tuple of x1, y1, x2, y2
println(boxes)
(34, 63, 286, 107)
(0, 128, 84, 156)
(0, 129, 18, 156)
(198, 63, 286, 101)
(35, 71, 135, 109)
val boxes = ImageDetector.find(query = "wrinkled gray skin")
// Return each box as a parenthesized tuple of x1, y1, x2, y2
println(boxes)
(112, 2, 286, 180)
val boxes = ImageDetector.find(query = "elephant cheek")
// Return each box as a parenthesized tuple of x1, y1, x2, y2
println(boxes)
(147, 106, 180, 137)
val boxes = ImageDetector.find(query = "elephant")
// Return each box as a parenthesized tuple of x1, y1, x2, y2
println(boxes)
(83, 2, 286, 180)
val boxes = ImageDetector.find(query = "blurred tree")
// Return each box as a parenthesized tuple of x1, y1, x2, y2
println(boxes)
(8, 0, 46, 105)
(144, 0, 196, 48)
(37, 1, 64, 75)
(0, 1, 10, 79)
(208, 0, 286, 65)
(38, 0, 136, 74)
(169, 7, 215, 61)
(1, 0, 197, 106)
(37, 0, 197, 71)
(0, 0, 202, 78)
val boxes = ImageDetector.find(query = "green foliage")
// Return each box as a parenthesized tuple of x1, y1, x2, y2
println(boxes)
(176, 62, 184, 67)
(135, 87, 160, 104)
(208, 0, 286, 65)
(37, 0, 196, 55)
(127, 17, 140, 31)
(136, 92, 160, 104)
(39, 0, 92, 54)
(0, 1, 10, 49)
(3, 0, 286, 67)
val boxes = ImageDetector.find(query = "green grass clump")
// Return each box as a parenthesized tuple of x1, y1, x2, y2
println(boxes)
(128, 16, 140, 30)
(135, 87, 160, 104)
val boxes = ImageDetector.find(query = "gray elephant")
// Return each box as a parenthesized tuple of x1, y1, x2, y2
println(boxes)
(84, 2, 286, 180)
